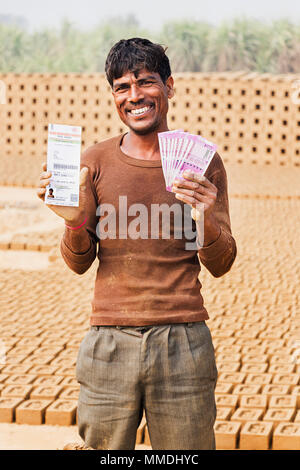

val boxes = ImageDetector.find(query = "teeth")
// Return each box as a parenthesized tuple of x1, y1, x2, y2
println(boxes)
(130, 106, 150, 115)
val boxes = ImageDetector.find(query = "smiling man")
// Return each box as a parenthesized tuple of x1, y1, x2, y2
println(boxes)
(37, 38, 237, 450)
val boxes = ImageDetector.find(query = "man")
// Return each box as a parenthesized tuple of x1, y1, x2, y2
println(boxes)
(37, 38, 237, 450)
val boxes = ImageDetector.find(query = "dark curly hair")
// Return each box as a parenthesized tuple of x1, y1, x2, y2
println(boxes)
(105, 38, 171, 87)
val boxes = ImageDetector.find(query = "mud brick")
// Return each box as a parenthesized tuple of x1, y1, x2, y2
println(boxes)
(5, 354, 29, 364)
(240, 363, 268, 374)
(136, 415, 147, 445)
(54, 366, 76, 377)
(245, 373, 273, 385)
(15, 399, 53, 425)
(9, 346, 36, 356)
(66, 338, 82, 349)
(13, 328, 43, 338)
(230, 407, 264, 425)
(33, 346, 64, 357)
(268, 364, 296, 374)
(216, 407, 233, 421)
(269, 395, 297, 410)
(212, 329, 235, 339)
(233, 330, 259, 340)
(59, 376, 78, 387)
(27, 365, 59, 376)
(217, 362, 241, 372)
(261, 384, 290, 403)
(214, 421, 241, 450)
(33, 375, 65, 386)
(241, 346, 267, 355)
(273, 423, 300, 450)
(215, 382, 233, 394)
(22, 355, 54, 366)
(45, 399, 77, 425)
(294, 411, 300, 422)
(0, 397, 24, 423)
(0, 364, 32, 375)
(42, 338, 67, 347)
(0, 374, 8, 384)
(232, 384, 262, 400)
(263, 408, 296, 427)
(144, 424, 151, 446)
(234, 339, 262, 348)
(16, 337, 42, 347)
(216, 353, 241, 363)
(261, 339, 285, 349)
(30, 385, 63, 400)
(270, 354, 295, 365)
(239, 421, 273, 450)
(215, 394, 239, 409)
(291, 386, 300, 407)
(4, 375, 37, 385)
(272, 373, 299, 386)
(241, 354, 268, 364)
(59, 387, 79, 400)
(213, 338, 235, 348)
(239, 394, 268, 411)
(217, 372, 246, 385)
(1, 384, 33, 399)
(49, 357, 77, 367)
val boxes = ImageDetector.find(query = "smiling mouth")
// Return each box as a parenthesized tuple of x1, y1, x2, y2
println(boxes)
(127, 105, 153, 117)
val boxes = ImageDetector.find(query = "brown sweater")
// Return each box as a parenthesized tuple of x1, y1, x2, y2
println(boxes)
(60, 133, 237, 326)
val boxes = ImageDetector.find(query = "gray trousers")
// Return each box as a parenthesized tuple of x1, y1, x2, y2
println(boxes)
(75, 321, 218, 450)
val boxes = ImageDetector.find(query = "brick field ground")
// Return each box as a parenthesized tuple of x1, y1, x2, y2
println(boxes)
(0, 162, 299, 450)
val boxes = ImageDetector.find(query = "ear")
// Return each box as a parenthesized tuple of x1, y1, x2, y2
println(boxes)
(166, 76, 175, 99)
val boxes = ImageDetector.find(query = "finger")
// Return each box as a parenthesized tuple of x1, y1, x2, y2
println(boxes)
(80, 167, 89, 190)
(40, 178, 52, 188)
(37, 187, 46, 199)
(172, 178, 199, 191)
(40, 171, 52, 179)
(42, 162, 47, 171)
(175, 190, 212, 208)
(182, 170, 212, 188)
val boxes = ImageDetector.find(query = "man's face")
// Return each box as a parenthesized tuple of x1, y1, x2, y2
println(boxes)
(112, 68, 174, 135)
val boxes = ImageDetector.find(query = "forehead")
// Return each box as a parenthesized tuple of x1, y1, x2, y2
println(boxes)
(112, 68, 162, 85)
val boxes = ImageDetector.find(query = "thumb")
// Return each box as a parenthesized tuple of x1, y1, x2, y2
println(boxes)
(80, 166, 89, 191)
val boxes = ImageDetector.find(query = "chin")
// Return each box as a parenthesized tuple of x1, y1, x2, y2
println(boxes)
(128, 122, 160, 136)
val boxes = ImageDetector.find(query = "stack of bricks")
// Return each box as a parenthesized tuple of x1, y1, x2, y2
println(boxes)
(0, 72, 299, 187)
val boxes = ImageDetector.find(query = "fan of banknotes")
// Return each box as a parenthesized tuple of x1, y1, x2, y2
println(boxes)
(158, 130, 217, 191)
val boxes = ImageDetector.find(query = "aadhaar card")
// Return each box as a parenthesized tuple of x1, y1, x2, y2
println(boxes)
(45, 123, 81, 207)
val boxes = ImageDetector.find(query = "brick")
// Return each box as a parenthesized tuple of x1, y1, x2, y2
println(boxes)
(239, 394, 268, 411)
(245, 373, 273, 385)
(241, 346, 267, 355)
(136, 415, 146, 445)
(27, 365, 59, 376)
(242, 354, 268, 364)
(240, 363, 268, 373)
(49, 357, 77, 367)
(30, 385, 63, 400)
(232, 384, 262, 401)
(33, 375, 65, 386)
(144, 424, 153, 446)
(263, 408, 296, 427)
(216, 345, 242, 354)
(215, 394, 239, 409)
(0, 374, 8, 383)
(291, 386, 300, 407)
(15, 399, 53, 425)
(4, 374, 37, 385)
(261, 384, 290, 402)
(216, 407, 233, 421)
(45, 399, 77, 425)
(215, 382, 233, 394)
(0, 397, 24, 423)
(230, 407, 264, 425)
(269, 395, 297, 410)
(294, 411, 300, 422)
(272, 374, 299, 386)
(59, 387, 79, 400)
(59, 376, 78, 387)
(217, 372, 246, 385)
(22, 355, 54, 366)
(1, 384, 33, 399)
(273, 423, 300, 450)
(16, 337, 42, 347)
(54, 366, 76, 377)
(217, 362, 240, 372)
(239, 421, 273, 450)
(268, 364, 296, 374)
(214, 420, 241, 450)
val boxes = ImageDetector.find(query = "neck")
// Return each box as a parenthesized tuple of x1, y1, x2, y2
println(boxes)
(121, 122, 169, 160)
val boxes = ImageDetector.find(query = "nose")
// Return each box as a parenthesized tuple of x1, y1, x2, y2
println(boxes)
(128, 84, 144, 103)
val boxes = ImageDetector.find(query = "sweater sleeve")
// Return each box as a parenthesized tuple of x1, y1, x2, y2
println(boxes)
(198, 152, 237, 277)
(60, 151, 99, 275)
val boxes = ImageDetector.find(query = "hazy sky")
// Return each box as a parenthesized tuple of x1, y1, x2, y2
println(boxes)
(1, 0, 300, 30)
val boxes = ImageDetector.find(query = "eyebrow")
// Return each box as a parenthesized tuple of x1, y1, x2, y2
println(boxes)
(113, 75, 158, 89)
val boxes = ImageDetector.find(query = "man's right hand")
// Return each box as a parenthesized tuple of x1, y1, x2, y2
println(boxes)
(37, 162, 89, 226)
